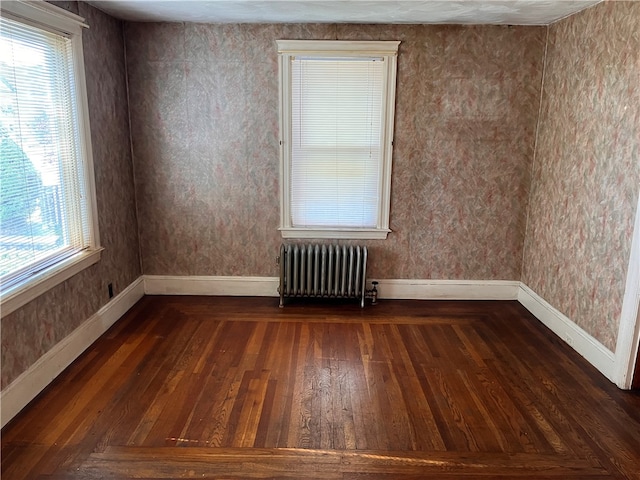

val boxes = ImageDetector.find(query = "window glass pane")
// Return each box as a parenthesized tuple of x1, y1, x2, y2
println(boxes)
(290, 57, 384, 229)
(0, 16, 87, 289)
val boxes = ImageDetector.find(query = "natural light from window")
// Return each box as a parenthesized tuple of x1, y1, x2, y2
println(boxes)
(0, 2, 100, 315)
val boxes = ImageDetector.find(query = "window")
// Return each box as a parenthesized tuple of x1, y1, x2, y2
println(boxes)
(0, 1, 100, 315)
(277, 40, 399, 239)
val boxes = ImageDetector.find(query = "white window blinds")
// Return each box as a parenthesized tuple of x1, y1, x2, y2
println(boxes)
(0, 15, 93, 291)
(290, 57, 384, 228)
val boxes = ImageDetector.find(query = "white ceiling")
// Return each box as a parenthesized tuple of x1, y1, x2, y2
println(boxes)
(88, 0, 602, 25)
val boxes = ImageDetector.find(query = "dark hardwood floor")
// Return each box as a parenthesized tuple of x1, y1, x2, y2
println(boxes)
(2, 296, 640, 479)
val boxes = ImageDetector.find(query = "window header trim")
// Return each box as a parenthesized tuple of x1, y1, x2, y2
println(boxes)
(0, 1, 88, 35)
(277, 40, 400, 56)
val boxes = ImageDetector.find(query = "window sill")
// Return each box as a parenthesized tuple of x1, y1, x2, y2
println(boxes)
(279, 227, 390, 240)
(1, 247, 103, 317)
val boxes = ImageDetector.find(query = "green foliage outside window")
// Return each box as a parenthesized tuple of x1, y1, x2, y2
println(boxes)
(0, 132, 43, 234)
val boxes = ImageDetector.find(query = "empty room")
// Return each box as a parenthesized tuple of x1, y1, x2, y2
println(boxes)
(1, 0, 639, 478)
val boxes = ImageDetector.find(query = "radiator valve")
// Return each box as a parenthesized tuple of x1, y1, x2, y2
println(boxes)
(365, 281, 379, 305)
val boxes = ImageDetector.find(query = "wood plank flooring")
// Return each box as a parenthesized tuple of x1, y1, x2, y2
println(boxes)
(2, 296, 640, 479)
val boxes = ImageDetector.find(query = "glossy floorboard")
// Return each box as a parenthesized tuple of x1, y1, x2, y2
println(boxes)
(2, 296, 639, 479)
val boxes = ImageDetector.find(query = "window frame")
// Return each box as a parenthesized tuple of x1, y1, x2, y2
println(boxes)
(0, 1, 101, 316)
(277, 40, 399, 240)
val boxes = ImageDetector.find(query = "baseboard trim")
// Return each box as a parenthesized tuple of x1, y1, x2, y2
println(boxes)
(375, 279, 520, 300)
(143, 275, 521, 301)
(143, 275, 280, 297)
(0, 277, 144, 429)
(517, 283, 616, 382)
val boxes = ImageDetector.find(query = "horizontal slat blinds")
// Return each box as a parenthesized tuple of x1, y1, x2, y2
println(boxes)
(0, 16, 90, 290)
(290, 57, 384, 229)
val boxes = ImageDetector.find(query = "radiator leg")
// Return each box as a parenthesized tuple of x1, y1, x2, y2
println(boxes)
(364, 281, 378, 306)
(371, 281, 378, 305)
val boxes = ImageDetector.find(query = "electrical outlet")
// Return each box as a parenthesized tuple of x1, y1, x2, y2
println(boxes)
(108, 283, 114, 299)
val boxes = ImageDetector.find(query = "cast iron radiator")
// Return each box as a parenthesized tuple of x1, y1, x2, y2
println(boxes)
(278, 243, 368, 307)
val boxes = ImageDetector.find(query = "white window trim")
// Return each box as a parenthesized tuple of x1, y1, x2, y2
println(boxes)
(0, 1, 102, 317)
(277, 40, 399, 240)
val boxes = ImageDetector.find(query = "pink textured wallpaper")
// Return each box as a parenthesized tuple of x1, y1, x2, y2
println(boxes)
(2, 0, 637, 398)
(126, 23, 545, 280)
(2, 1, 638, 396)
(1, 3, 141, 388)
(522, 1, 640, 351)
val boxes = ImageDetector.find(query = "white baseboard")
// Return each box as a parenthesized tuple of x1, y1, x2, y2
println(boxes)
(143, 275, 520, 301)
(375, 279, 520, 300)
(143, 275, 280, 297)
(517, 283, 616, 382)
(0, 277, 144, 429)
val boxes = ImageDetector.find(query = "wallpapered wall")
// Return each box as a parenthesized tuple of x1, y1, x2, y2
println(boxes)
(126, 23, 545, 280)
(3, 1, 637, 393)
(523, 1, 640, 351)
(0, 3, 141, 388)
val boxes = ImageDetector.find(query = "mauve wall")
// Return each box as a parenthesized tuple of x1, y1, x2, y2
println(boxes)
(126, 23, 545, 280)
(0, 3, 141, 388)
(1, 2, 637, 394)
(522, 1, 640, 351)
